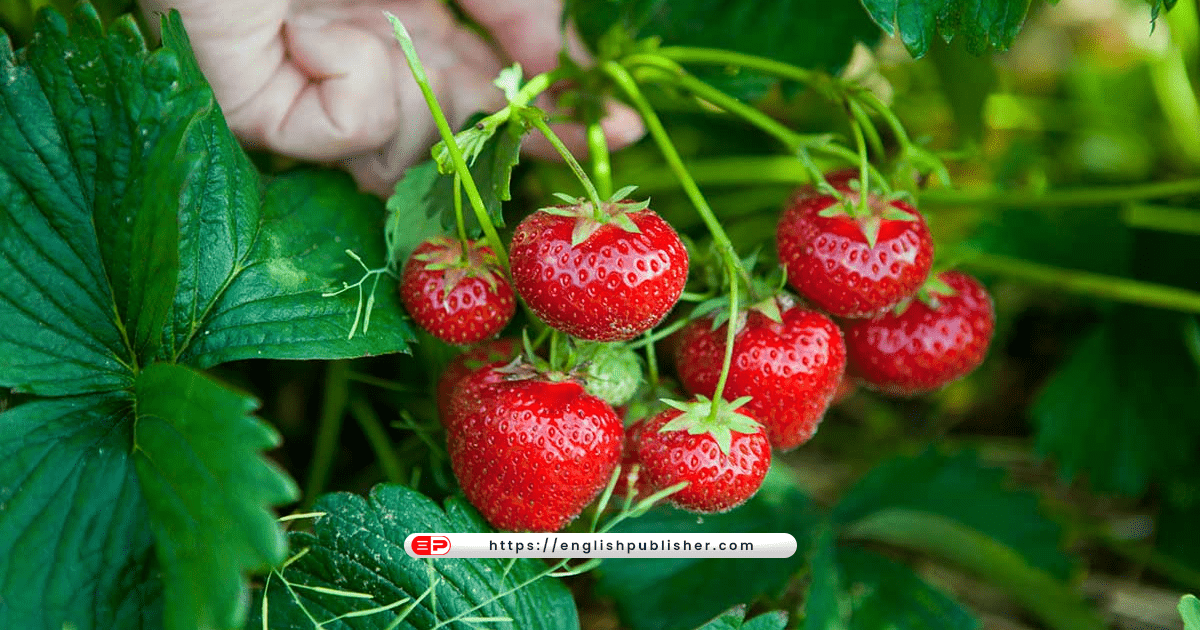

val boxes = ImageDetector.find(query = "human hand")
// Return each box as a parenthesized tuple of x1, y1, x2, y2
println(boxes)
(139, 0, 645, 195)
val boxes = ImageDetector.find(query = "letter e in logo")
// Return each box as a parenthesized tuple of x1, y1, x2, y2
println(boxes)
(411, 535, 451, 556)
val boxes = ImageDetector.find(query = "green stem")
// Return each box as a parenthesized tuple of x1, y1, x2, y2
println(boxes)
(710, 266, 739, 411)
(654, 46, 821, 87)
(1149, 42, 1200, 166)
(587, 120, 614, 199)
(921, 178, 1200, 208)
(304, 360, 350, 508)
(643, 330, 660, 389)
(848, 116, 873, 214)
(453, 174, 469, 251)
(349, 397, 404, 485)
(388, 14, 508, 269)
(602, 61, 749, 283)
(963, 252, 1200, 314)
(625, 156, 843, 193)
(848, 98, 886, 159)
(625, 58, 876, 179)
(1122, 204, 1200, 236)
(527, 114, 605, 210)
(855, 89, 913, 151)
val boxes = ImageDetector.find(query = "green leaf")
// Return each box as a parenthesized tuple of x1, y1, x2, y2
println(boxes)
(843, 510, 1104, 630)
(0, 393, 162, 629)
(429, 119, 523, 233)
(833, 449, 1076, 579)
(596, 469, 824, 630)
(177, 169, 416, 367)
(696, 605, 788, 630)
(860, 0, 1039, 58)
(927, 38, 996, 143)
(1032, 308, 1200, 496)
(834, 547, 979, 630)
(1181, 594, 1200, 630)
(802, 528, 845, 630)
(1152, 0, 1179, 26)
(133, 362, 298, 630)
(386, 160, 446, 267)
(0, 4, 210, 395)
(252, 484, 579, 629)
(570, 0, 881, 100)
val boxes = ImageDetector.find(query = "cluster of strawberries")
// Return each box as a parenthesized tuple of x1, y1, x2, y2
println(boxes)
(400, 173, 994, 532)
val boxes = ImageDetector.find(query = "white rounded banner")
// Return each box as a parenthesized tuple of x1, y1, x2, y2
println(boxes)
(405, 532, 797, 558)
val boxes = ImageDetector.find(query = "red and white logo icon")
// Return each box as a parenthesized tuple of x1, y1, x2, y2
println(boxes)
(410, 535, 451, 556)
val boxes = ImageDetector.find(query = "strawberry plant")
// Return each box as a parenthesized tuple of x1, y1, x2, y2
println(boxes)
(3, 1, 1200, 630)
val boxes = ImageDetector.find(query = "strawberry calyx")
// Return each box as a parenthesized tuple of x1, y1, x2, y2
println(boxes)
(539, 185, 650, 246)
(412, 236, 505, 301)
(657, 395, 762, 456)
(889, 270, 959, 316)
(815, 188, 919, 249)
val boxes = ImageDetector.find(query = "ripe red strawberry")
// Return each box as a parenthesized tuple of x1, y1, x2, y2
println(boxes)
(634, 397, 771, 513)
(400, 237, 515, 345)
(436, 338, 521, 432)
(449, 372, 624, 531)
(509, 194, 688, 341)
(844, 270, 995, 396)
(675, 295, 845, 451)
(776, 172, 933, 318)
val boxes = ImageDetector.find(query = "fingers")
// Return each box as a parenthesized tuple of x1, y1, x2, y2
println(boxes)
(139, 0, 288, 114)
(245, 17, 397, 159)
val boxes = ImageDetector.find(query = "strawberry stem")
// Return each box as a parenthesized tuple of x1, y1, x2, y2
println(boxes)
(387, 14, 509, 270)
(964, 252, 1200, 314)
(655, 46, 821, 87)
(587, 120, 614, 199)
(602, 61, 751, 285)
(452, 174, 470, 256)
(848, 114, 873, 216)
(848, 98, 886, 159)
(709, 264, 740, 419)
(623, 55, 867, 184)
(643, 329, 660, 389)
(525, 113, 606, 214)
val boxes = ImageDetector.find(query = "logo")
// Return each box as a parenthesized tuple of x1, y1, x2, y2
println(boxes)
(411, 535, 451, 556)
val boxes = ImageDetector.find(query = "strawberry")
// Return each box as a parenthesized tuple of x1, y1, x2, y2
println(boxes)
(675, 295, 846, 451)
(634, 397, 771, 514)
(449, 369, 624, 531)
(509, 193, 688, 341)
(400, 236, 515, 345)
(776, 172, 934, 318)
(844, 270, 995, 396)
(436, 338, 521, 432)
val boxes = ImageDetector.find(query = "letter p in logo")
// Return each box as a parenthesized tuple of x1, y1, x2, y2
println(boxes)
(410, 534, 451, 556)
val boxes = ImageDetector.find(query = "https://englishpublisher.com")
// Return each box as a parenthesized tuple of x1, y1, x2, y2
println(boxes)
(405, 532, 796, 559)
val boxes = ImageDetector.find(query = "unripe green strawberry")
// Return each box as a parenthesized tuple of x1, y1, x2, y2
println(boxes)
(582, 343, 644, 407)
